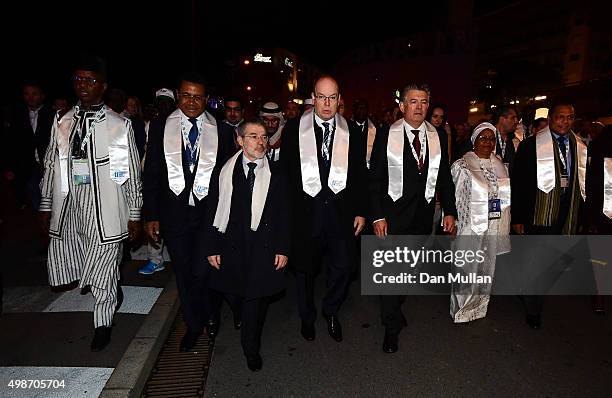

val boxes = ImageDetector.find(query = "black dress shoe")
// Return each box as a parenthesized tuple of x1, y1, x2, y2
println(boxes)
(233, 314, 242, 330)
(91, 326, 112, 352)
(180, 331, 200, 352)
(382, 330, 398, 353)
(206, 319, 219, 340)
(323, 313, 343, 342)
(300, 321, 315, 341)
(526, 314, 541, 329)
(246, 353, 263, 371)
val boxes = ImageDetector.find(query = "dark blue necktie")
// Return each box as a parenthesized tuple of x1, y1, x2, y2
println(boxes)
(247, 162, 257, 194)
(187, 118, 198, 165)
(188, 118, 198, 147)
(556, 135, 567, 175)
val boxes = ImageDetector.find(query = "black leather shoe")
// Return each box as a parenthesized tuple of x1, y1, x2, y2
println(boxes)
(90, 326, 112, 352)
(206, 319, 219, 340)
(526, 314, 541, 329)
(246, 353, 263, 371)
(115, 285, 124, 313)
(300, 321, 315, 341)
(323, 313, 343, 342)
(382, 330, 398, 353)
(233, 314, 242, 330)
(180, 331, 200, 352)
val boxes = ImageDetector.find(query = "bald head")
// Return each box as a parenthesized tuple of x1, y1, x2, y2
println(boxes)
(312, 76, 340, 121)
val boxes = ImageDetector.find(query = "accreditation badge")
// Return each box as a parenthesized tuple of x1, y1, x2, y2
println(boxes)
(73, 159, 91, 185)
(560, 174, 569, 188)
(488, 198, 501, 219)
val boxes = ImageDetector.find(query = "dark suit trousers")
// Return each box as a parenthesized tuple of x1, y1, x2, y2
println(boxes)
(165, 233, 222, 334)
(296, 236, 351, 323)
(241, 297, 269, 356)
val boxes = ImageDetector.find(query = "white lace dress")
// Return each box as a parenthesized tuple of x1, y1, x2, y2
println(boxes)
(449, 155, 511, 323)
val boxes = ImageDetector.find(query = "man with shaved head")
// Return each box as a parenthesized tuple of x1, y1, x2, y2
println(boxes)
(280, 75, 368, 343)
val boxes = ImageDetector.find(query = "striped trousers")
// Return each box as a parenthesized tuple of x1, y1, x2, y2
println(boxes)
(47, 183, 122, 328)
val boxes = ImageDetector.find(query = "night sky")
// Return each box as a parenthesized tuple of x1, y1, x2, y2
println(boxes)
(3, 0, 504, 105)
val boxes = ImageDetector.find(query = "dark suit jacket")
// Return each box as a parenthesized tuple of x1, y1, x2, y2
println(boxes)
(7, 104, 54, 178)
(280, 117, 368, 272)
(586, 131, 612, 232)
(511, 132, 585, 233)
(369, 123, 456, 234)
(204, 156, 290, 299)
(142, 114, 236, 237)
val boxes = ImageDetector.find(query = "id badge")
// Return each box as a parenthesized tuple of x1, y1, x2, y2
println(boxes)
(488, 198, 501, 219)
(73, 159, 91, 185)
(560, 174, 569, 188)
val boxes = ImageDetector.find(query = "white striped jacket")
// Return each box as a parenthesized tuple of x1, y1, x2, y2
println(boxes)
(40, 107, 142, 244)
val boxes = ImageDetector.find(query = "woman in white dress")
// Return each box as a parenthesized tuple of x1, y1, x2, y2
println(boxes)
(450, 122, 511, 323)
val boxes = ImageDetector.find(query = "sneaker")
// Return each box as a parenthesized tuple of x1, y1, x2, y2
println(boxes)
(138, 260, 165, 275)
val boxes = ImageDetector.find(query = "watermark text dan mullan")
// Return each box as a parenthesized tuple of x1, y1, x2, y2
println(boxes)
(371, 247, 491, 285)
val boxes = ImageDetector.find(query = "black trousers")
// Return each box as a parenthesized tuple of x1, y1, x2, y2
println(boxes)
(166, 234, 222, 334)
(241, 297, 269, 356)
(380, 295, 409, 334)
(296, 237, 350, 323)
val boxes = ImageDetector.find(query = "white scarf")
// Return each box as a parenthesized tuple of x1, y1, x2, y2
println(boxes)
(604, 158, 612, 219)
(298, 109, 349, 197)
(387, 119, 441, 203)
(463, 151, 510, 234)
(213, 151, 271, 233)
(536, 127, 586, 200)
(163, 109, 218, 200)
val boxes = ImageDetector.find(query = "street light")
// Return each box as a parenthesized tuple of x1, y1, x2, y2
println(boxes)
(246, 86, 252, 91)
(535, 95, 547, 101)
(243, 59, 250, 65)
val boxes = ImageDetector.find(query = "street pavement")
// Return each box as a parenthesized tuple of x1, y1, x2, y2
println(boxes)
(0, 182, 172, 398)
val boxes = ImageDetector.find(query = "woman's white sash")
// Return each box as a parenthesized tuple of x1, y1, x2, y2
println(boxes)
(464, 152, 510, 234)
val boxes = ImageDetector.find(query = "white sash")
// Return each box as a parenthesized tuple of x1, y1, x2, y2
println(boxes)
(366, 118, 376, 169)
(464, 152, 510, 234)
(56, 107, 130, 196)
(56, 111, 74, 197)
(298, 109, 349, 197)
(107, 110, 130, 186)
(575, 133, 587, 201)
(164, 109, 218, 200)
(213, 151, 271, 233)
(536, 127, 586, 199)
(387, 120, 441, 202)
(604, 158, 612, 219)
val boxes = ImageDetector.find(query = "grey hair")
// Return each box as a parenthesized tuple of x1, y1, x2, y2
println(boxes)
(400, 83, 431, 102)
(236, 119, 267, 138)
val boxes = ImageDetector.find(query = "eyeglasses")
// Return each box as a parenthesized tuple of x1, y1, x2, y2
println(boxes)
(314, 94, 339, 102)
(179, 93, 206, 103)
(72, 75, 99, 86)
(475, 136, 496, 142)
(244, 134, 269, 142)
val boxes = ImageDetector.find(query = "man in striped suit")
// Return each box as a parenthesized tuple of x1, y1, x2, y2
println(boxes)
(39, 55, 142, 351)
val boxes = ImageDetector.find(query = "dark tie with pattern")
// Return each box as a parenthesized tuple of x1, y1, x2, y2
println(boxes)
(247, 162, 257, 194)
(187, 118, 198, 164)
(411, 129, 423, 171)
(556, 135, 568, 175)
(322, 121, 331, 167)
